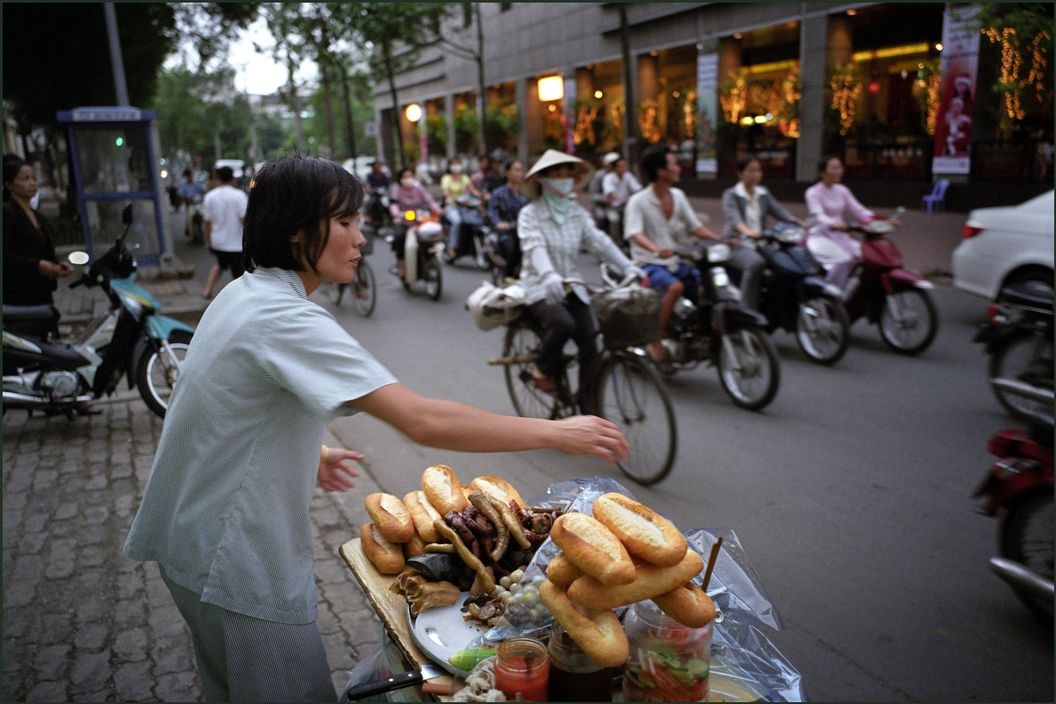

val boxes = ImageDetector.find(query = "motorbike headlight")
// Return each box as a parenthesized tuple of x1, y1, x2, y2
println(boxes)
(707, 243, 731, 263)
(404, 210, 416, 222)
(711, 267, 731, 288)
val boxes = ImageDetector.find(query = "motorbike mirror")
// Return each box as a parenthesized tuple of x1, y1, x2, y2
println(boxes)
(121, 204, 134, 225)
(68, 251, 90, 266)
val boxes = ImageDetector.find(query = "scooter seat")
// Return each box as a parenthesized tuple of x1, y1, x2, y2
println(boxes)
(1002, 284, 1053, 312)
(3, 304, 60, 323)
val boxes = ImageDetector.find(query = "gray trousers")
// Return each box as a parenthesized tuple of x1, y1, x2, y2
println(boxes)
(162, 570, 337, 702)
(730, 245, 766, 312)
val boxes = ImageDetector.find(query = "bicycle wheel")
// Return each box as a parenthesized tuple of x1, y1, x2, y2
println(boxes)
(352, 260, 377, 317)
(594, 352, 677, 486)
(502, 320, 565, 420)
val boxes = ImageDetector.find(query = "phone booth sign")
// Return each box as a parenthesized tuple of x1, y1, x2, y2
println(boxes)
(56, 106, 167, 264)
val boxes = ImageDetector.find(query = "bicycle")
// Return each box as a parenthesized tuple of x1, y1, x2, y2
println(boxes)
(487, 271, 678, 486)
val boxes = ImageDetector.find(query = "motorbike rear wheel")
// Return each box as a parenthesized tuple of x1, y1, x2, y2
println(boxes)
(795, 296, 850, 365)
(988, 332, 1054, 421)
(424, 256, 443, 301)
(717, 327, 780, 411)
(999, 492, 1054, 625)
(136, 330, 193, 418)
(879, 288, 938, 355)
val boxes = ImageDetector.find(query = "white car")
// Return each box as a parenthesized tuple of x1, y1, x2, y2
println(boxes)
(952, 190, 1054, 300)
(214, 158, 246, 181)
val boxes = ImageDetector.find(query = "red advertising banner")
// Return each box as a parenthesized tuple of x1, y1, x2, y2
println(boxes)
(933, 5, 981, 175)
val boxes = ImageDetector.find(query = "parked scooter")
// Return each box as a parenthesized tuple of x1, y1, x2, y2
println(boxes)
(973, 379, 1054, 625)
(745, 220, 850, 365)
(391, 209, 445, 300)
(842, 208, 939, 355)
(3, 205, 196, 419)
(443, 194, 499, 272)
(974, 281, 1054, 421)
(634, 241, 781, 411)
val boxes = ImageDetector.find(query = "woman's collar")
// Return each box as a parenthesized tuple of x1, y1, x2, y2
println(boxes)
(734, 181, 767, 199)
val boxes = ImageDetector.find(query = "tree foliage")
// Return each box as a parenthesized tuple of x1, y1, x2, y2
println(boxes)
(3, 3, 178, 130)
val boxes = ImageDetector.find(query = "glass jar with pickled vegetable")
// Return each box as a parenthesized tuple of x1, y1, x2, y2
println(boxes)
(622, 600, 712, 702)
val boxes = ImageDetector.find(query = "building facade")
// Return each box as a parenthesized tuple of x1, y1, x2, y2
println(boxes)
(374, 2, 1052, 191)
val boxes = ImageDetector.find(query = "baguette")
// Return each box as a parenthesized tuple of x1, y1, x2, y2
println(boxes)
(421, 464, 469, 515)
(539, 579, 629, 668)
(403, 532, 427, 558)
(567, 549, 704, 609)
(364, 493, 415, 543)
(592, 492, 687, 567)
(550, 512, 636, 586)
(652, 583, 716, 628)
(546, 554, 584, 588)
(468, 475, 526, 509)
(403, 490, 440, 543)
(359, 522, 405, 575)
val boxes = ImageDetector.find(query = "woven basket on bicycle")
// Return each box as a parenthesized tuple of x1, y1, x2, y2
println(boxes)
(593, 286, 662, 350)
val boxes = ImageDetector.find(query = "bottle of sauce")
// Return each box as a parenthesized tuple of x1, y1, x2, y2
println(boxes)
(623, 600, 712, 702)
(547, 622, 614, 702)
(495, 637, 550, 701)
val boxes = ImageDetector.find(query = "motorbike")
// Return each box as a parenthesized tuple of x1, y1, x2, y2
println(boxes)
(641, 241, 781, 411)
(974, 281, 1054, 422)
(391, 209, 445, 301)
(363, 185, 392, 234)
(744, 221, 850, 365)
(973, 378, 1054, 625)
(185, 194, 205, 244)
(841, 208, 939, 355)
(2, 205, 196, 419)
(443, 194, 500, 273)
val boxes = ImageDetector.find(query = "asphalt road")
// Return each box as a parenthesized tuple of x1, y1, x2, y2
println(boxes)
(317, 243, 1052, 702)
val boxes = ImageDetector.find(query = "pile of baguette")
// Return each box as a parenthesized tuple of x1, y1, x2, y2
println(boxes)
(361, 465, 548, 594)
(540, 492, 715, 668)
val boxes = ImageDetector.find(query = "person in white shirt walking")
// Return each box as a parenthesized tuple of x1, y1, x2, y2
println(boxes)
(201, 165, 249, 299)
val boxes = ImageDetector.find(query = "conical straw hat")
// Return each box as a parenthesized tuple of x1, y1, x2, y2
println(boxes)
(523, 149, 595, 199)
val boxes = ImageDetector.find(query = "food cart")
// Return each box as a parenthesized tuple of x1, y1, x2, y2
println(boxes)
(338, 476, 804, 702)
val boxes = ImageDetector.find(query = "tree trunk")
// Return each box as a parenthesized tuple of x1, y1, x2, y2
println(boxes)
(340, 69, 358, 161)
(320, 57, 337, 160)
(286, 57, 306, 151)
(619, 4, 638, 165)
(475, 3, 487, 155)
(383, 40, 405, 168)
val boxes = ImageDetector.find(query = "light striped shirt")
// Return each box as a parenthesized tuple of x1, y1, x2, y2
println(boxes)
(124, 267, 396, 624)
(517, 199, 619, 305)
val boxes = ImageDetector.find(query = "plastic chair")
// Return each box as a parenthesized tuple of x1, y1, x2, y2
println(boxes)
(921, 178, 949, 213)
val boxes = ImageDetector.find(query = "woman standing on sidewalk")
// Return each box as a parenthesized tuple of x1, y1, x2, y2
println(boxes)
(123, 155, 628, 702)
(3, 157, 73, 311)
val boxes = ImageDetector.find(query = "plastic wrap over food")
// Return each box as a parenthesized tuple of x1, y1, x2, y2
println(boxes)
(466, 476, 804, 701)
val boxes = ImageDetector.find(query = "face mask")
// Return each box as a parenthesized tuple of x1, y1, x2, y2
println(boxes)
(450, 165, 463, 174)
(401, 178, 414, 189)
(540, 177, 574, 196)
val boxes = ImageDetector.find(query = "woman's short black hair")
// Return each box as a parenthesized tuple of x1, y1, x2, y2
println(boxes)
(2, 156, 27, 200)
(818, 155, 841, 174)
(639, 144, 672, 184)
(736, 155, 761, 174)
(243, 154, 364, 274)
(396, 167, 414, 181)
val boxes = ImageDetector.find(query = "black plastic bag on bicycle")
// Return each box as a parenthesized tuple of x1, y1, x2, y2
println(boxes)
(593, 286, 662, 349)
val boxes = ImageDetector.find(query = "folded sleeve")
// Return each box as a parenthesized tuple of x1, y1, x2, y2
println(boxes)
(517, 203, 546, 253)
(256, 305, 397, 421)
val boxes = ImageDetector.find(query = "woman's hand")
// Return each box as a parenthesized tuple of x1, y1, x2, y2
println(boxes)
(497, 221, 512, 232)
(552, 416, 630, 463)
(38, 260, 72, 279)
(317, 446, 363, 492)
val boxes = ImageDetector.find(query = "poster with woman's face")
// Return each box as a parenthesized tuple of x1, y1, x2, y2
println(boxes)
(933, 5, 980, 174)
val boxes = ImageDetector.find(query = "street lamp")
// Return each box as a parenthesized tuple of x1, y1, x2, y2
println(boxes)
(405, 103, 427, 166)
(537, 75, 564, 102)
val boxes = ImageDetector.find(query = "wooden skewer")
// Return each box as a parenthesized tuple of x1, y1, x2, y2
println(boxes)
(701, 536, 723, 591)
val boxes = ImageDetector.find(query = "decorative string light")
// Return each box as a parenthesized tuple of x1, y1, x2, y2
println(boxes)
(830, 63, 863, 135)
(983, 25, 1052, 121)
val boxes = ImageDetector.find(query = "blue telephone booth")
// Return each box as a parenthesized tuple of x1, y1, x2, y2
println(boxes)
(56, 106, 167, 265)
